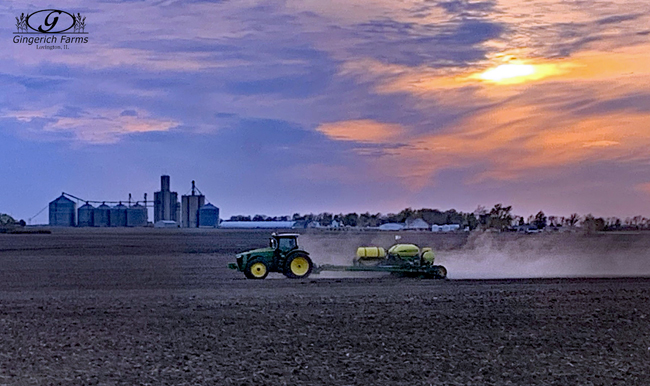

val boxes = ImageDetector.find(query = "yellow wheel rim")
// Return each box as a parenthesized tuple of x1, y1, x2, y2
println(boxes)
(290, 257, 310, 276)
(250, 262, 267, 278)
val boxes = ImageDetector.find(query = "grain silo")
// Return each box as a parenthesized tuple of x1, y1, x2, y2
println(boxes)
(49, 194, 76, 227)
(181, 181, 205, 228)
(154, 175, 179, 224)
(110, 203, 127, 227)
(127, 203, 148, 227)
(199, 203, 219, 228)
(77, 202, 95, 227)
(94, 203, 111, 227)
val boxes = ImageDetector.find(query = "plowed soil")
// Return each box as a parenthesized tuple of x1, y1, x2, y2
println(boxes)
(0, 229, 649, 385)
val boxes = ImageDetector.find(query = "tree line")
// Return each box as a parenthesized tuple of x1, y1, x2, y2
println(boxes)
(228, 204, 650, 232)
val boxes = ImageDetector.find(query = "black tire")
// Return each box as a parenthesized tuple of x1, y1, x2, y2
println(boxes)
(244, 258, 269, 280)
(424, 266, 447, 279)
(284, 253, 313, 279)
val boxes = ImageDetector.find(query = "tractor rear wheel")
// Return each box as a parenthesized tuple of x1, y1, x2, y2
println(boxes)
(244, 259, 269, 280)
(284, 253, 313, 279)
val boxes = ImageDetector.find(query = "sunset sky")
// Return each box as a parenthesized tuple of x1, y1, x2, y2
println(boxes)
(2, 0, 650, 222)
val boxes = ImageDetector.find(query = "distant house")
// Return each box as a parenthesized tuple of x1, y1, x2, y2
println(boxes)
(431, 224, 461, 232)
(378, 223, 405, 231)
(513, 225, 539, 234)
(154, 220, 180, 228)
(405, 218, 430, 230)
(220, 221, 297, 229)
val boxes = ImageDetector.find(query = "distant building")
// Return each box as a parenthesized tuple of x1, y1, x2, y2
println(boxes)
(431, 224, 461, 232)
(198, 203, 220, 228)
(49, 194, 76, 227)
(220, 221, 296, 229)
(154, 175, 179, 224)
(513, 225, 539, 234)
(405, 218, 430, 230)
(181, 181, 205, 228)
(154, 220, 179, 228)
(378, 223, 405, 231)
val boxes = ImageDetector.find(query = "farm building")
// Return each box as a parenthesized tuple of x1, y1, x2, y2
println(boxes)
(220, 221, 296, 229)
(431, 224, 461, 232)
(405, 218, 430, 230)
(378, 223, 405, 231)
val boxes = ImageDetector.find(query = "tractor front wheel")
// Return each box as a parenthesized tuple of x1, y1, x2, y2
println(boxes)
(244, 259, 269, 280)
(284, 253, 313, 279)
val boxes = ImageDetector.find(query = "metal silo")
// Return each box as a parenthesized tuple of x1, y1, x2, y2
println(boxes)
(199, 203, 219, 228)
(49, 194, 76, 227)
(181, 181, 205, 228)
(127, 203, 148, 227)
(77, 202, 95, 227)
(154, 175, 179, 223)
(94, 203, 111, 227)
(110, 203, 127, 227)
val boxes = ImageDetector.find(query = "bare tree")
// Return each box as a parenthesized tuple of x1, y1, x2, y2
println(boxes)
(488, 204, 513, 231)
(566, 213, 580, 227)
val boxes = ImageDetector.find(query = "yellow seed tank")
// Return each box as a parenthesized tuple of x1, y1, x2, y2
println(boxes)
(387, 244, 420, 259)
(356, 247, 387, 259)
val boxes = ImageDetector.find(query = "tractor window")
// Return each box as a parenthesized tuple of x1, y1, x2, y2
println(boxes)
(278, 237, 297, 252)
(270, 238, 278, 249)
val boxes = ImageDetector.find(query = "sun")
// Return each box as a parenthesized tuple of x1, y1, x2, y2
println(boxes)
(472, 61, 569, 85)
(479, 64, 536, 82)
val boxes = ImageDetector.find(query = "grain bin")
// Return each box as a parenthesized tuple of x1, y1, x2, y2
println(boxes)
(127, 203, 148, 227)
(77, 202, 95, 227)
(94, 203, 111, 227)
(49, 194, 76, 227)
(199, 203, 219, 228)
(110, 203, 127, 227)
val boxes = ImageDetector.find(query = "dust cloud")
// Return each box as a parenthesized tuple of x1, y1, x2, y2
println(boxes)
(438, 232, 650, 279)
(300, 230, 650, 280)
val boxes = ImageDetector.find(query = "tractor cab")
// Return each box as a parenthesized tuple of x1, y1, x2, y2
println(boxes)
(270, 233, 300, 253)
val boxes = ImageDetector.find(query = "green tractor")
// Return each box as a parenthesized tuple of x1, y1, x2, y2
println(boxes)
(229, 233, 448, 280)
(228, 233, 313, 279)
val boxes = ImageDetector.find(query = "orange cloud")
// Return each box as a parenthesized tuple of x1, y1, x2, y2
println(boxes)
(329, 39, 650, 188)
(320, 101, 650, 186)
(636, 182, 650, 194)
(316, 119, 404, 143)
(341, 44, 650, 103)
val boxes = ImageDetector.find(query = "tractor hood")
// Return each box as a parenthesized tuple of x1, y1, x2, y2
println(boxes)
(238, 247, 274, 257)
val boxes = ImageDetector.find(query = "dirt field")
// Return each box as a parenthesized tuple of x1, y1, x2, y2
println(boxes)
(0, 229, 649, 385)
